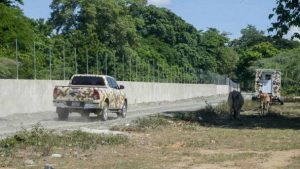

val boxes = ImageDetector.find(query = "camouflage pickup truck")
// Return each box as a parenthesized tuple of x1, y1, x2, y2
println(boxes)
(53, 74, 127, 121)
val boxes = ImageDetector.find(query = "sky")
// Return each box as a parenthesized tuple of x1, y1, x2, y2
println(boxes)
(21, 0, 279, 39)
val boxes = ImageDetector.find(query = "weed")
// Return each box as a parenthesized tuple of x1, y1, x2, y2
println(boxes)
(111, 115, 170, 132)
(135, 115, 170, 129)
(181, 124, 200, 131)
(0, 124, 129, 158)
(0, 137, 17, 156)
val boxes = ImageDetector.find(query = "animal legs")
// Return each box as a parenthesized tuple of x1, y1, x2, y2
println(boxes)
(266, 102, 270, 114)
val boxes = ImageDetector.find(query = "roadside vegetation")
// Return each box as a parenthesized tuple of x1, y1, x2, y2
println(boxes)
(0, 124, 129, 167)
(1, 101, 299, 168)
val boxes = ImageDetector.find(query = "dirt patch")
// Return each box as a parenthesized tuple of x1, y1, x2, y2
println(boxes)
(259, 150, 300, 169)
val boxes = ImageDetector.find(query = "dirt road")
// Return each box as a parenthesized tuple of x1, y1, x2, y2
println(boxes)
(0, 95, 227, 137)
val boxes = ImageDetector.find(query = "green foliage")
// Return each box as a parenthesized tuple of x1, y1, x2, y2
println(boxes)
(231, 25, 266, 49)
(0, 4, 35, 48)
(0, 0, 23, 7)
(0, 57, 16, 78)
(269, 0, 300, 39)
(251, 42, 279, 58)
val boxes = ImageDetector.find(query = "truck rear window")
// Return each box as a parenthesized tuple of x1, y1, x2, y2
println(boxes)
(71, 76, 105, 86)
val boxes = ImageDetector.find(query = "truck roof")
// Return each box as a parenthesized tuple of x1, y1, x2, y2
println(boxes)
(71, 74, 115, 79)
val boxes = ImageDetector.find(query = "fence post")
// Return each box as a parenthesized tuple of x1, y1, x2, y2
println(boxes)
(181, 68, 183, 83)
(86, 49, 89, 74)
(15, 39, 19, 79)
(135, 58, 138, 81)
(49, 48, 52, 80)
(129, 56, 132, 81)
(122, 54, 125, 81)
(228, 78, 231, 92)
(63, 43, 66, 80)
(183, 68, 185, 83)
(152, 60, 155, 82)
(106, 53, 108, 75)
(157, 64, 160, 83)
(142, 61, 145, 82)
(74, 48, 77, 74)
(170, 65, 172, 83)
(166, 65, 168, 83)
(33, 41, 36, 80)
(96, 52, 99, 74)
(148, 60, 150, 82)
(114, 54, 116, 78)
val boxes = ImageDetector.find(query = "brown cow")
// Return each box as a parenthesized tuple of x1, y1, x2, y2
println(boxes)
(259, 91, 271, 115)
(228, 91, 244, 119)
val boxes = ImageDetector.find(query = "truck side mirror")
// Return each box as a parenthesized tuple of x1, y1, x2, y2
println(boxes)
(119, 85, 125, 89)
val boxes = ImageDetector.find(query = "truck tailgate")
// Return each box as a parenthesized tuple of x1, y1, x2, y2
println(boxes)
(53, 85, 106, 102)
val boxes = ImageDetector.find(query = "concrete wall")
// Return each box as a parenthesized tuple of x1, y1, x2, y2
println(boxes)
(0, 79, 229, 117)
(217, 85, 230, 95)
(0, 80, 67, 117)
(120, 81, 223, 104)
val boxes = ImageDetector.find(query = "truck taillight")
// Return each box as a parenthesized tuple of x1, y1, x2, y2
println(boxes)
(92, 89, 100, 100)
(53, 87, 59, 99)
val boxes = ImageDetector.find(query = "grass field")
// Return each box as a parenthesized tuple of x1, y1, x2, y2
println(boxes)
(1, 101, 300, 169)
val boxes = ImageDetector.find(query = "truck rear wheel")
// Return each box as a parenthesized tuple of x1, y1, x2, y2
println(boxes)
(56, 107, 69, 120)
(101, 102, 109, 121)
(118, 102, 127, 118)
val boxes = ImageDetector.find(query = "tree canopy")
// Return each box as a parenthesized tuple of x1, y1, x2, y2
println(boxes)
(269, 0, 300, 39)
(0, 0, 23, 7)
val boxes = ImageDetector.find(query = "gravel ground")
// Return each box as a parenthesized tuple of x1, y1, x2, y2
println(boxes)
(0, 95, 227, 138)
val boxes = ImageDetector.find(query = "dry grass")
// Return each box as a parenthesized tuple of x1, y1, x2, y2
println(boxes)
(286, 155, 300, 169)
(0, 101, 300, 168)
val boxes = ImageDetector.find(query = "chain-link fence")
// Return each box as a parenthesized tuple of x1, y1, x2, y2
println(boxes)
(228, 78, 240, 92)
(0, 39, 239, 87)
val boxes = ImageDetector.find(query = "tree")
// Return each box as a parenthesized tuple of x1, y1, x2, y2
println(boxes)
(269, 0, 300, 39)
(230, 25, 266, 49)
(200, 28, 237, 75)
(251, 42, 280, 58)
(0, 3, 35, 49)
(0, 0, 23, 7)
